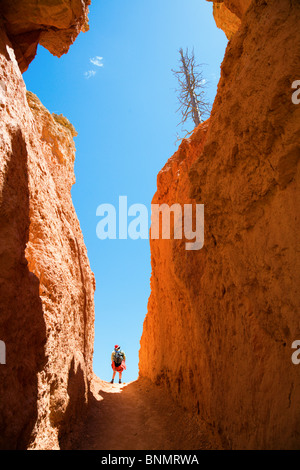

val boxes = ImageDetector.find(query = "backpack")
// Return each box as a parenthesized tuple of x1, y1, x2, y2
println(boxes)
(114, 349, 124, 364)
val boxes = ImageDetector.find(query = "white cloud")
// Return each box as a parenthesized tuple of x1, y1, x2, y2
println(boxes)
(90, 56, 104, 67)
(84, 70, 96, 79)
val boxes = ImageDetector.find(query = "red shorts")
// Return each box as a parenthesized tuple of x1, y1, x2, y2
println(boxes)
(112, 360, 126, 372)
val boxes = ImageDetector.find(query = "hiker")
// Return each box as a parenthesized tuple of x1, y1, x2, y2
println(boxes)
(110, 344, 126, 384)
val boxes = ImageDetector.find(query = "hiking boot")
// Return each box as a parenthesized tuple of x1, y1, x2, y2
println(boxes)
(119, 379, 122, 384)
(110, 380, 114, 384)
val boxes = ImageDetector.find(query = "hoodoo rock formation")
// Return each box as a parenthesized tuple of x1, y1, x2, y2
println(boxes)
(140, 0, 300, 450)
(0, 17, 94, 449)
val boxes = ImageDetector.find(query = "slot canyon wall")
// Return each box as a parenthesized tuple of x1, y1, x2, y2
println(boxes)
(139, 0, 300, 450)
(0, 0, 299, 451)
(0, 1, 95, 449)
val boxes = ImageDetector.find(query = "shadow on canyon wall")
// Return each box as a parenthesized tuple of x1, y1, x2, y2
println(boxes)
(58, 359, 87, 449)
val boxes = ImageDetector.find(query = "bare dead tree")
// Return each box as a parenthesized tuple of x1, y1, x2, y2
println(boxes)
(172, 48, 210, 139)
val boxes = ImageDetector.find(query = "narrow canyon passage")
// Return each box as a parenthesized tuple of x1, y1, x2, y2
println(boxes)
(71, 376, 222, 450)
(1, 0, 299, 451)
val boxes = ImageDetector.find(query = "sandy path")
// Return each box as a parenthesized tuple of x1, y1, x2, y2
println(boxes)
(74, 375, 221, 450)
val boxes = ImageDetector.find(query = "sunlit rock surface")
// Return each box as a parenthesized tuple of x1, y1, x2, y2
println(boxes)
(212, 2, 241, 39)
(140, 0, 300, 449)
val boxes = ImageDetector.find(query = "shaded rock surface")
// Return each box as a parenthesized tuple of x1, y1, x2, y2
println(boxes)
(140, 0, 300, 449)
(212, 2, 241, 39)
(72, 375, 222, 451)
(0, 0, 91, 72)
(0, 28, 95, 449)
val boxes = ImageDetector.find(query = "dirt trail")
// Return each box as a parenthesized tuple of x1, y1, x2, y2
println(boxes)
(73, 374, 222, 450)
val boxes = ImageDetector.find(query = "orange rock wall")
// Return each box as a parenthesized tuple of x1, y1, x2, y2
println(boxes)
(212, 3, 241, 39)
(0, 28, 95, 449)
(0, 0, 91, 72)
(206, 0, 252, 39)
(140, 0, 300, 449)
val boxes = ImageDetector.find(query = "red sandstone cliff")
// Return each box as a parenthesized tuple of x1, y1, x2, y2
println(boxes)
(0, 16, 94, 448)
(140, 0, 300, 449)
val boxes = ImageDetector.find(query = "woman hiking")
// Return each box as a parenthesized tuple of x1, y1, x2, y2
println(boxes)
(110, 344, 126, 384)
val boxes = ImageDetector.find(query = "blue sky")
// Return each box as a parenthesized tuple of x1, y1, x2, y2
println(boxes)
(23, 0, 227, 382)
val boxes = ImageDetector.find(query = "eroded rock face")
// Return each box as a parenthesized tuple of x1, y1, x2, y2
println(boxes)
(140, 0, 300, 449)
(212, 2, 241, 39)
(223, 0, 251, 18)
(0, 29, 95, 449)
(0, 0, 91, 72)
(206, 0, 252, 39)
